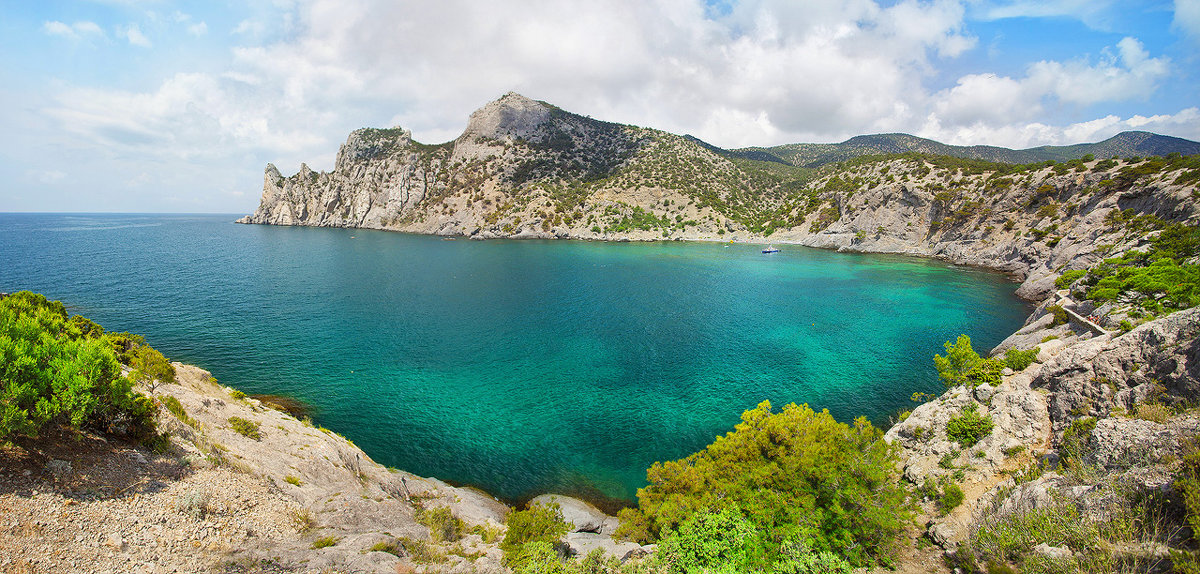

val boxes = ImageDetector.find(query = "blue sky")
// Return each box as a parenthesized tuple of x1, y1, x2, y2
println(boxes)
(1, 0, 1198, 213)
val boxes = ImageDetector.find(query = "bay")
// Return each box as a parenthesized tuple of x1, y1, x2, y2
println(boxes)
(0, 213, 1029, 505)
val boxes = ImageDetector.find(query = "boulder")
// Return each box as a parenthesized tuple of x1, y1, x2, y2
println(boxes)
(530, 494, 610, 533)
(563, 532, 643, 560)
(1033, 543, 1073, 561)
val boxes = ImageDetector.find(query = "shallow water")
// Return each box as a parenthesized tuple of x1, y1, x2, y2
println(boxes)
(0, 213, 1029, 503)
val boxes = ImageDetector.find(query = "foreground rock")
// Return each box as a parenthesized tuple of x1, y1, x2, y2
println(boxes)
(529, 494, 648, 559)
(1, 364, 512, 574)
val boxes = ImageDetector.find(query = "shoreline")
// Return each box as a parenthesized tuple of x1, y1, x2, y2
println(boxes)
(235, 216, 1040, 301)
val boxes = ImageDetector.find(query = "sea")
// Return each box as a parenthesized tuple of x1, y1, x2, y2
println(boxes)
(0, 213, 1030, 506)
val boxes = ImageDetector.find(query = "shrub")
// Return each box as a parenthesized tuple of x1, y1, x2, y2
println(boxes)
(659, 506, 754, 574)
(940, 483, 964, 514)
(284, 475, 302, 486)
(1045, 304, 1069, 327)
(1054, 269, 1086, 290)
(936, 335, 1006, 387)
(229, 389, 246, 400)
(625, 401, 912, 568)
(161, 395, 199, 428)
(507, 540, 566, 574)
(1002, 445, 1026, 457)
(130, 345, 176, 390)
(614, 507, 653, 543)
(400, 536, 447, 563)
(935, 334, 982, 387)
(1060, 417, 1096, 463)
(228, 416, 261, 440)
(773, 547, 853, 574)
(176, 490, 209, 519)
(946, 403, 994, 447)
(966, 359, 1005, 387)
(501, 503, 568, 564)
(368, 541, 402, 556)
(1133, 402, 1172, 423)
(311, 535, 339, 549)
(1003, 347, 1039, 371)
(416, 505, 463, 543)
(0, 291, 157, 442)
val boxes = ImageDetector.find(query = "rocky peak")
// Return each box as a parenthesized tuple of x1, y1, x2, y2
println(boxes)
(335, 127, 413, 171)
(458, 92, 551, 143)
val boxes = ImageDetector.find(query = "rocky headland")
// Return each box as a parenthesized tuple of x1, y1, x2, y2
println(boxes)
(235, 93, 1200, 571)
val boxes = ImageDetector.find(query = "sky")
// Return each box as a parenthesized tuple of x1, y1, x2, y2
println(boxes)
(1, 0, 1199, 213)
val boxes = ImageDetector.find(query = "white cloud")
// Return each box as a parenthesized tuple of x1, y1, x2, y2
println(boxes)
(188, 21, 208, 36)
(45, 72, 325, 161)
(920, 108, 1200, 148)
(32, 0, 1196, 194)
(1175, 0, 1200, 42)
(977, 0, 1120, 30)
(928, 37, 1171, 138)
(1028, 37, 1169, 105)
(42, 20, 106, 41)
(121, 23, 152, 47)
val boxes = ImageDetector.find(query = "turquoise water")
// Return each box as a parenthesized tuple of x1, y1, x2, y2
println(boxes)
(0, 213, 1029, 505)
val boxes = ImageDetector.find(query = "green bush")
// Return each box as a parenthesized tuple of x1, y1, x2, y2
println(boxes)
(772, 546, 853, 574)
(966, 358, 1005, 387)
(940, 483, 964, 514)
(1060, 417, 1096, 464)
(508, 540, 569, 574)
(228, 416, 261, 440)
(1045, 304, 1069, 327)
(0, 291, 158, 442)
(1055, 269, 1086, 290)
(368, 540, 401, 556)
(416, 505, 463, 543)
(501, 503, 568, 565)
(130, 345, 176, 388)
(311, 535, 339, 549)
(936, 335, 1006, 387)
(935, 334, 982, 387)
(659, 506, 754, 574)
(946, 403, 994, 447)
(624, 401, 912, 568)
(1003, 347, 1039, 371)
(161, 395, 199, 428)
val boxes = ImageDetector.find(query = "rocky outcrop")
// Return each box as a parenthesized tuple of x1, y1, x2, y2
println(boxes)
(1032, 307, 1200, 429)
(153, 364, 509, 572)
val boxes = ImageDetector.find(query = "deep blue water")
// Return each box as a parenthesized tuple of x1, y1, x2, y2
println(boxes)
(0, 213, 1029, 504)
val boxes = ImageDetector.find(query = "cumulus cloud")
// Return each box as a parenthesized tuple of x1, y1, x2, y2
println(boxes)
(921, 108, 1200, 149)
(928, 37, 1171, 142)
(44, 72, 325, 160)
(34, 0, 1195, 180)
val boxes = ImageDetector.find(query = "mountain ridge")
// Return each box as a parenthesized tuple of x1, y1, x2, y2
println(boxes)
(727, 130, 1200, 168)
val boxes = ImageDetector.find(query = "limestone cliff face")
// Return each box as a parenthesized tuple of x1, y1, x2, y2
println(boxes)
(241, 93, 1200, 302)
(782, 160, 1199, 299)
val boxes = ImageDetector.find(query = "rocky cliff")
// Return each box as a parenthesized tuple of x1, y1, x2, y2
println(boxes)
(240, 93, 1200, 303)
